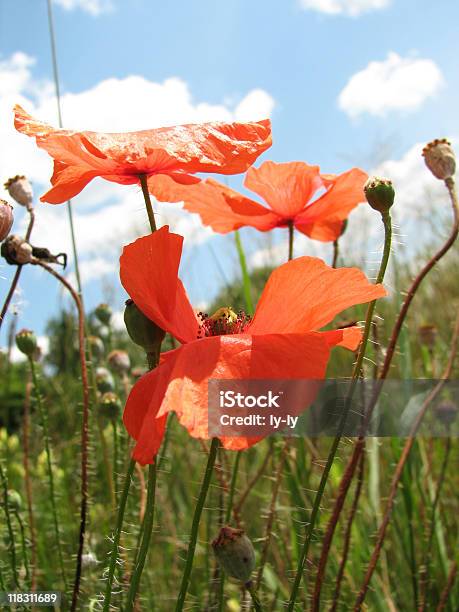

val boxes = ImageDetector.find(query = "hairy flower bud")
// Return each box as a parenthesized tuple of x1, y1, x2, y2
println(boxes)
(212, 526, 256, 583)
(88, 335, 105, 361)
(99, 392, 122, 421)
(0, 200, 14, 242)
(4, 175, 33, 209)
(15, 329, 37, 358)
(95, 303, 112, 326)
(418, 324, 437, 349)
(1, 234, 33, 265)
(108, 349, 131, 374)
(364, 177, 395, 214)
(124, 299, 165, 354)
(434, 400, 458, 428)
(423, 139, 456, 180)
(95, 367, 115, 393)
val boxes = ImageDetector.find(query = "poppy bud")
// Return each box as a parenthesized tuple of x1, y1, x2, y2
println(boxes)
(0, 200, 14, 242)
(15, 329, 37, 358)
(95, 367, 115, 393)
(88, 335, 105, 361)
(418, 324, 437, 349)
(1, 234, 33, 265)
(434, 400, 458, 428)
(81, 551, 99, 569)
(4, 175, 33, 209)
(108, 349, 131, 374)
(422, 139, 456, 181)
(95, 303, 112, 326)
(99, 392, 122, 421)
(124, 299, 165, 354)
(364, 177, 395, 214)
(7, 490, 22, 512)
(212, 526, 256, 583)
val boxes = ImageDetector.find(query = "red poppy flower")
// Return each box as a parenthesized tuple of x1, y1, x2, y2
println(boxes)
(147, 160, 367, 242)
(120, 226, 386, 465)
(13, 105, 272, 204)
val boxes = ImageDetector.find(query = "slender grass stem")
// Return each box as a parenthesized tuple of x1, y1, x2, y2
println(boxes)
(234, 230, 254, 314)
(436, 561, 457, 612)
(247, 582, 264, 611)
(113, 420, 119, 504)
(175, 437, 219, 611)
(225, 451, 241, 524)
(29, 357, 67, 591)
(22, 374, 37, 590)
(0, 463, 20, 588)
(288, 221, 294, 261)
(14, 511, 31, 585)
(287, 212, 392, 612)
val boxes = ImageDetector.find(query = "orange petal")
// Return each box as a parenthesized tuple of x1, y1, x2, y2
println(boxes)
(148, 175, 279, 233)
(249, 256, 387, 335)
(40, 161, 99, 204)
(119, 226, 199, 344)
(321, 326, 363, 351)
(244, 161, 322, 219)
(295, 168, 367, 241)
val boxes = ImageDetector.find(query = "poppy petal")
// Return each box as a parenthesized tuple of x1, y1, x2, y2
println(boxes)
(249, 256, 387, 335)
(244, 161, 323, 219)
(40, 162, 99, 204)
(120, 226, 199, 344)
(148, 175, 279, 233)
(322, 326, 363, 351)
(295, 168, 367, 241)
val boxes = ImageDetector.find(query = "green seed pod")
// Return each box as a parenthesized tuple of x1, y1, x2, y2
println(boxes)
(7, 490, 22, 512)
(88, 335, 105, 361)
(95, 367, 115, 393)
(15, 329, 37, 358)
(124, 299, 165, 354)
(99, 392, 122, 421)
(423, 138, 456, 181)
(212, 526, 256, 583)
(364, 177, 395, 214)
(94, 303, 112, 326)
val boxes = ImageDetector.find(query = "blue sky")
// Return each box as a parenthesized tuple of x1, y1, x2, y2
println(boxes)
(0, 0, 458, 350)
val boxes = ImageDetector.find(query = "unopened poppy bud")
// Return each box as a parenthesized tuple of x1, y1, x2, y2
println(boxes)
(418, 324, 437, 349)
(95, 303, 112, 326)
(88, 335, 105, 360)
(15, 329, 37, 358)
(7, 490, 22, 512)
(434, 400, 458, 427)
(1, 234, 33, 265)
(4, 175, 33, 209)
(423, 139, 456, 180)
(212, 526, 256, 583)
(364, 177, 395, 214)
(124, 299, 165, 353)
(108, 349, 131, 374)
(95, 367, 115, 393)
(99, 392, 122, 420)
(0, 200, 14, 242)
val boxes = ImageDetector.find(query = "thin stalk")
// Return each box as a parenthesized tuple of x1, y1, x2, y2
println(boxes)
(234, 445, 274, 517)
(139, 173, 157, 232)
(97, 419, 116, 509)
(32, 260, 90, 610)
(102, 459, 136, 611)
(315, 174, 459, 605)
(0, 463, 20, 588)
(125, 464, 157, 611)
(353, 310, 459, 609)
(435, 561, 457, 612)
(22, 374, 37, 589)
(14, 511, 31, 585)
(287, 212, 392, 611)
(288, 221, 294, 261)
(175, 437, 220, 611)
(225, 451, 242, 524)
(29, 357, 67, 590)
(332, 239, 339, 268)
(0, 207, 35, 332)
(247, 582, 264, 611)
(113, 420, 119, 504)
(234, 230, 254, 314)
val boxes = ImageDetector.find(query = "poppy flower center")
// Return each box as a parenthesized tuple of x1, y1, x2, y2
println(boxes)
(197, 307, 251, 338)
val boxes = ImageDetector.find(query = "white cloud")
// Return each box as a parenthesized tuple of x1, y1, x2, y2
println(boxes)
(0, 51, 275, 286)
(338, 53, 444, 118)
(53, 0, 113, 16)
(299, 0, 390, 17)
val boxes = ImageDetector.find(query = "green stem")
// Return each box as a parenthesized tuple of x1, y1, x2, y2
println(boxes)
(14, 511, 31, 585)
(247, 582, 264, 611)
(113, 420, 119, 504)
(288, 221, 294, 261)
(225, 451, 241, 524)
(0, 463, 20, 588)
(102, 458, 135, 611)
(125, 464, 157, 611)
(139, 174, 157, 232)
(29, 357, 67, 591)
(332, 240, 339, 268)
(286, 212, 392, 611)
(234, 230, 254, 314)
(175, 437, 219, 611)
